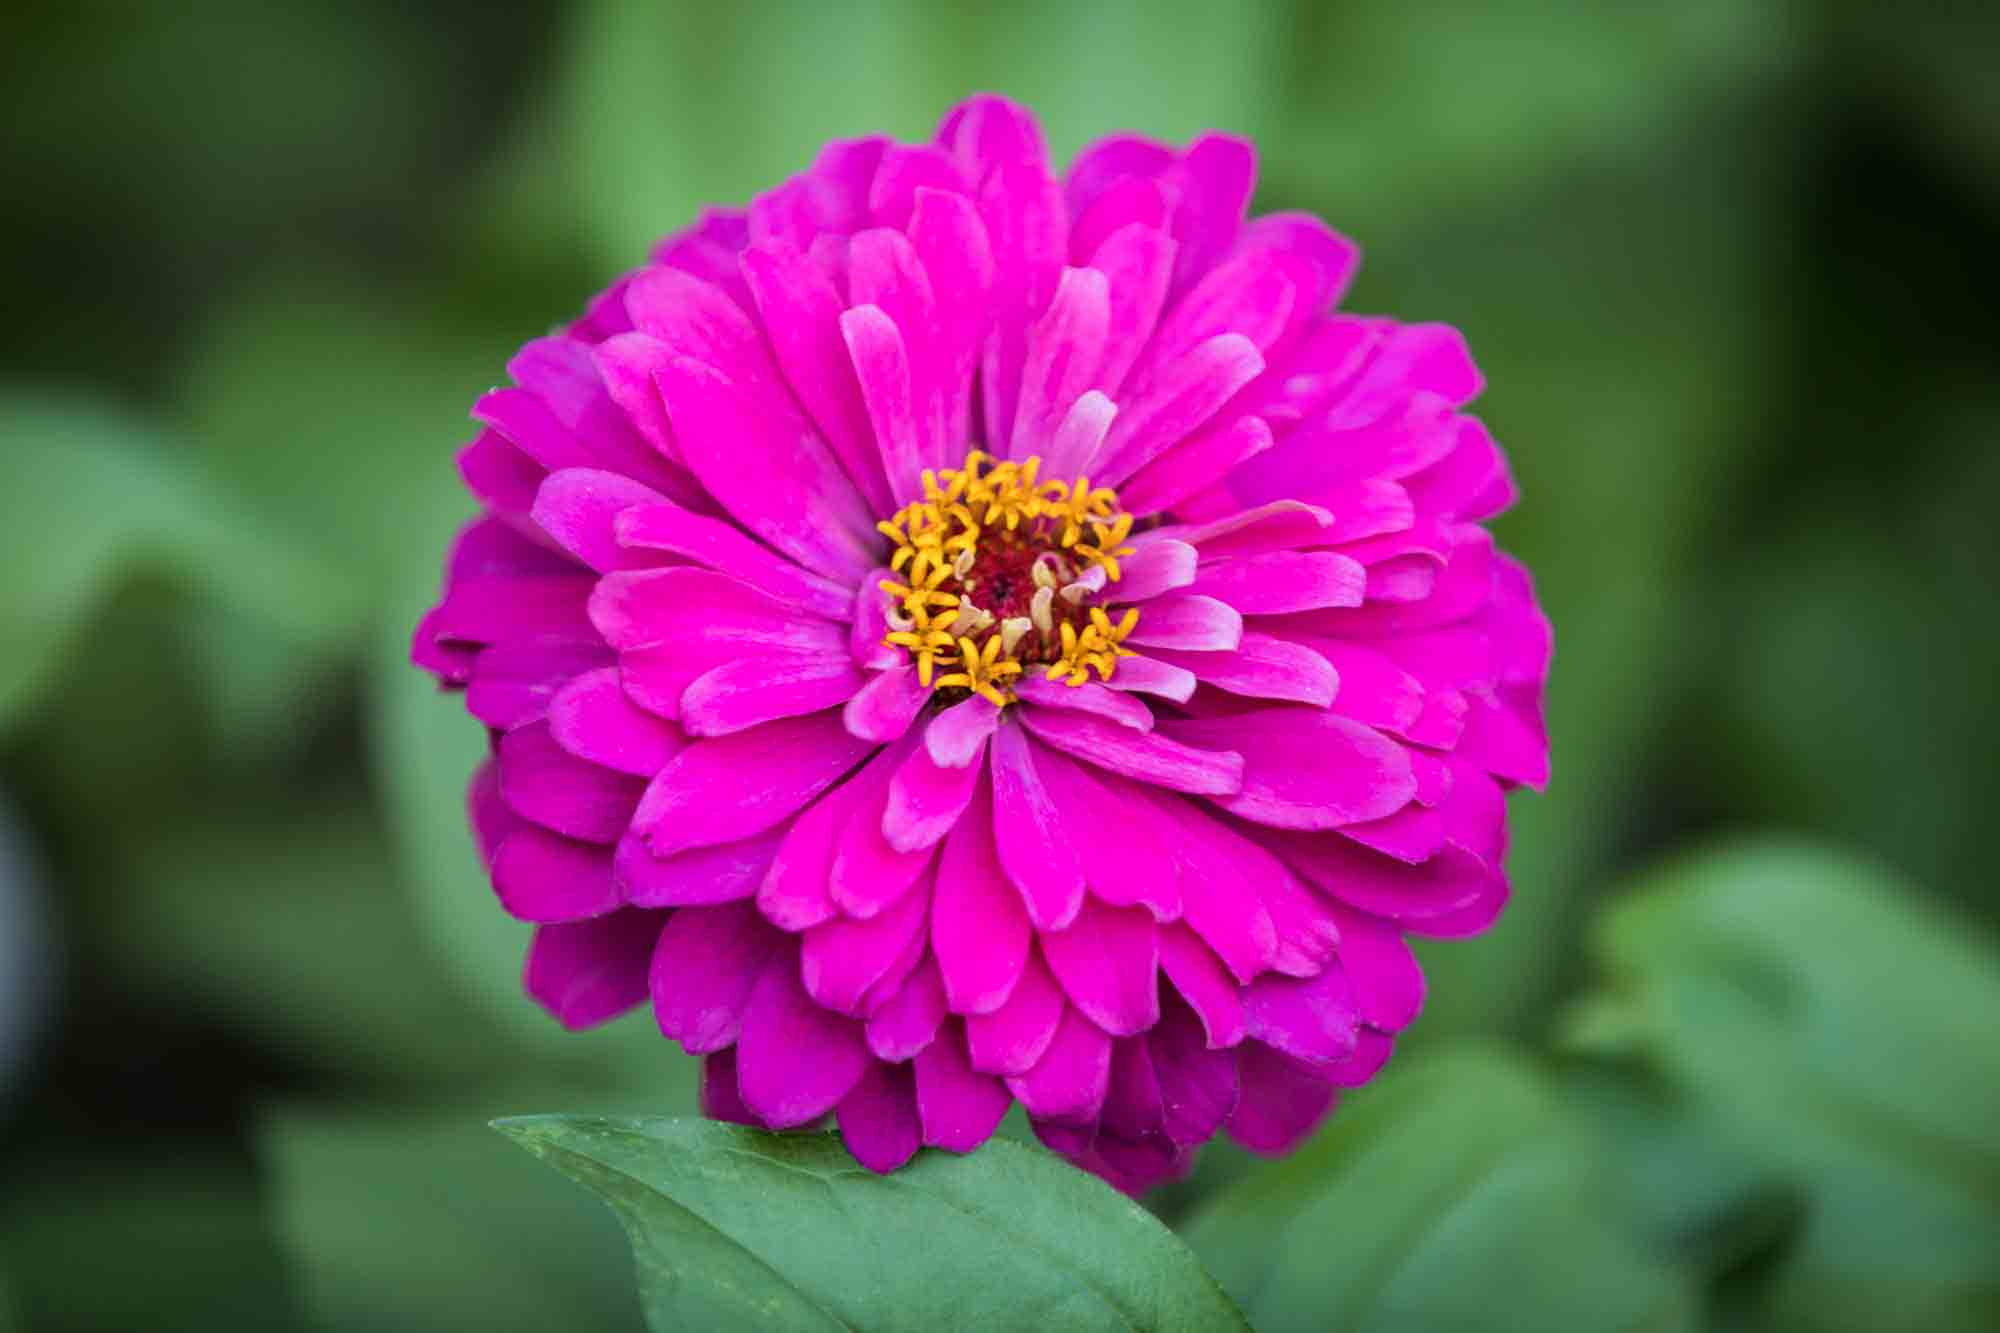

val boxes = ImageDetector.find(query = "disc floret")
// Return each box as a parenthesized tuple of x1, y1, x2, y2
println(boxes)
(877, 452, 1139, 703)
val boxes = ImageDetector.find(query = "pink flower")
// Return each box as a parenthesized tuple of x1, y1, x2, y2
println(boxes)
(414, 95, 1550, 1193)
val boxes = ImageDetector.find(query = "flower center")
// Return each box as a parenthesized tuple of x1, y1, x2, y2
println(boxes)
(876, 452, 1140, 706)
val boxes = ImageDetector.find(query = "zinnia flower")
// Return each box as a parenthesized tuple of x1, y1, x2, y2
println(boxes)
(413, 94, 1550, 1193)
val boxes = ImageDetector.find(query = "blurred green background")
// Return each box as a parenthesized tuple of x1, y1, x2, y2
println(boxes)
(1, 2, 1995, 1330)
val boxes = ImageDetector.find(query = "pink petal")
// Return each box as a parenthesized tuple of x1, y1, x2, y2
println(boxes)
(614, 499, 855, 621)
(1019, 706, 1244, 796)
(1010, 266, 1110, 458)
(1024, 751, 1183, 922)
(926, 695, 1001, 767)
(932, 785, 1031, 1015)
(1120, 414, 1274, 517)
(735, 947, 870, 1128)
(837, 1060, 923, 1173)
(1012, 677, 1153, 731)
(616, 824, 786, 908)
(499, 721, 644, 844)
(649, 900, 781, 1053)
(1146, 991, 1239, 1147)
(547, 667, 688, 778)
(1228, 1042, 1338, 1155)
(1122, 594, 1242, 651)
(1040, 896, 1160, 1037)
(1107, 538, 1198, 602)
(989, 720, 1086, 930)
(1005, 1006, 1112, 1126)
(524, 909, 666, 1031)
(491, 829, 618, 923)
(883, 738, 985, 852)
(634, 710, 875, 856)
(1161, 708, 1415, 829)
(865, 956, 949, 1062)
(802, 875, 931, 1015)
(1242, 964, 1361, 1068)
(1187, 552, 1366, 615)
(1327, 904, 1425, 1032)
(465, 640, 616, 731)
(914, 1022, 1013, 1153)
(843, 664, 931, 743)
(532, 469, 668, 573)
(840, 303, 928, 504)
(679, 655, 867, 739)
(1158, 923, 1247, 1047)
(1091, 333, 1264, 485)
(964, 948, 1064, 1076)
(1145, 634, 1338, 707)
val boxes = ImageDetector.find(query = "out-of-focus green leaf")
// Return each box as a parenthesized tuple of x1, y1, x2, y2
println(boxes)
(0, 393, 351, 732)
(496, 1116, 1250, 1333)
(261, 1098, 660, 1333)
(78, 786, 514, 1085)
(0, 1151, 304, 1332)
(1178, 1047, 1698, 1333)
(1560, 838, 2000, 1331)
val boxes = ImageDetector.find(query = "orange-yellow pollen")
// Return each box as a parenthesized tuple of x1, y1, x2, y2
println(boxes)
(876, 452, 1141, 705)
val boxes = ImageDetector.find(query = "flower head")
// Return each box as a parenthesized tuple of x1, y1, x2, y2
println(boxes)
(414, 94, 1551, 1192)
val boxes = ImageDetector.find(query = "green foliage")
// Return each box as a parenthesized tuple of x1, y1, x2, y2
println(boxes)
(497, 1116, 1250, 1333)
(1180, 1047, 1699, 1333)
(1561, 839, 2000, 1331)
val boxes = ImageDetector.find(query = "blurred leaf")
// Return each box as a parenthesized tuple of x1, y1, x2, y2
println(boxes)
(261, 1098, 659, 1333)
(497, 1116, 1250, 1333)
(0, 1150, 303, 1332)
(1178, 1046, 1698, 1333)
(0, 392, 351, 732)
(78, 785, 517, 1085)
(1560, 838, 2000, 1331)
(175, 270, 510, 615)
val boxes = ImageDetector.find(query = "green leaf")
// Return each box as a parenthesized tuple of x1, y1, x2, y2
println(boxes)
(495, 1116, 1250, 1333)
(0, 392, 352, 731)
(1560, 838, 2000, 1331)
(1177, 1046, 1698, 1333)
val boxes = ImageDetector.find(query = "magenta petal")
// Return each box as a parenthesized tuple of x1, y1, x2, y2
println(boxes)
(907, 187, 995, 443)
(1092, 333, 1264, 485)
(699, 1048, 759, 1127)
(829, 751, 937, 918)
(735, 948, 870, 1128)
(649, 900, 781, 1053)
(1102, 654, 1198, 703)
(1175, 811, 1282, 983)
(964, 949, 1064, 1076)
(635, 710, 875, 856)
(1277, 833, 1494, 924)
(883, 732, 985, 852)
(679, 654, 866, 739)
(524, 908, 666, 1031)
(866, 956, 949, 1062)
(1085, 222, 1177, 396)
(548, 668, 687, 778)
(1109, 538, 1198, 603)
(1122, 413, 1274, 518)
(1158, 923, 1248, 1048)
(739, 242, 893, 516)
(1229, 1042, 1338, 1155)
(837, 1060, 923, 1173)
(843, 665, 931, 743)
(914, 1022, 1013, 1153)
(499, 722, 644, 844)
(653, 352, 878, 582)
(1029, 752, 1183, 921)
(1326, 905, 1425, 1032)
(840, 303, 928, 504)
(532, 469, 667, 573)
(1103, 1037, 1166, 1140)
(802, 876, 931, 1016)
(1019, 706, 1243, 796)
(1012, 678, 1153, 731)
(1146, 992, 1239, 1147)
(1146, 634, 1338, 707)
(1263, 870, 1344, 978)
(931, 781, 1032, 1015)
(1041, 897, 1160, 1037)
(492, 829, 619, 923)
(1161, 708, 1415, 829)
(757, 754, 887, 931)
(590, 564, 842, 660)
(989, 721, 1086, 930)
(1011, 265, 1110, 458)
(616, 824, 786, 908)
(1188, 552, 1366, 615)
(1005, 1006, 1112, 1126)
(613, 499, 855, 621)
(1122, 594, 1242, 652)
(926, 695, 1001, 767)
(465, 640, 616, 731)
(1242, 964, 1361, 1068)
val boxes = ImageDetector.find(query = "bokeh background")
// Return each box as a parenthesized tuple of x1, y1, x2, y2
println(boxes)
(2, 2, 1996, 1330)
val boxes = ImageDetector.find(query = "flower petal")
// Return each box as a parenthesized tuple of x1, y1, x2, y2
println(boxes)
(736, 947, 870, 1128)
(634, 710, 875, 856)
(649, 900, 781, 1053)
